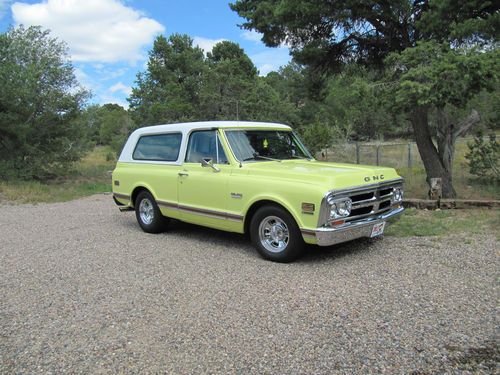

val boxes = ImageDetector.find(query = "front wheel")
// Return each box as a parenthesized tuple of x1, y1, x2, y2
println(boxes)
(250, 206, 304, 262)
(135, 191, 169, 233)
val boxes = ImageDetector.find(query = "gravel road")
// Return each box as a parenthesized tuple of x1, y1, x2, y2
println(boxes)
(0, 194, 497, 374)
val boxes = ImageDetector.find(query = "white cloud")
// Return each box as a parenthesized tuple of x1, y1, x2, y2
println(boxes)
(192, 36, 226, 53)
(74, 67, 90, 85)
(73, 67, 100, 93)
(12, 0, 165, 63)
(250, 48, 291, 76)
(92, 65, 129, 81)
(109, 82, 132, 96)
(257, 64, 275, 76)
(241, 30, 263, 43)
(99, 93, 129, 109)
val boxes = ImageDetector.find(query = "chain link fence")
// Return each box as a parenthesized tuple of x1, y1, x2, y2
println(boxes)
(320, 138, 499, 199)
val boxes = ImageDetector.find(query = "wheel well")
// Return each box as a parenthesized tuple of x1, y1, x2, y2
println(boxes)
(244, 200, 293, 235)
(131, 186, 149, 208)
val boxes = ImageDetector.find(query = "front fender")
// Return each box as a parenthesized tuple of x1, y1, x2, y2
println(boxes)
(242, 192, 320, 230)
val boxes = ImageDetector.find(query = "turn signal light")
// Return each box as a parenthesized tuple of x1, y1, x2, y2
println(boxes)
(330, 220, 345, 227)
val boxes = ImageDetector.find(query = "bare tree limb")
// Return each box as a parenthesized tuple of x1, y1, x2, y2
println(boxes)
(453, 109, 480, 140)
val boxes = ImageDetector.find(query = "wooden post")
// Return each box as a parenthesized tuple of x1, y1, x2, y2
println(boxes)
(408, 142, 412, 171)
(376, 145, 380, 166)
(429, 178, 442, 200)
(356, 142, 360, 164)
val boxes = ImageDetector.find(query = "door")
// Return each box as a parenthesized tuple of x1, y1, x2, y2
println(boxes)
(178, 130, 232, 230)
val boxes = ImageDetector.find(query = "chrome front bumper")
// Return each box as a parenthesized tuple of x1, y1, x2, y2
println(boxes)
(302, 206, 404, 246)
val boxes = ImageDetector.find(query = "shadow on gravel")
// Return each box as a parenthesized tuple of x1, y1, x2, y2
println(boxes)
(170, 219, 380, 263)
(447, 340, 499, 373)
(120, 213, 381, 263)
(299, 237, 378, 263)
(166, 220, 256, 256)
(411, 340, 500, 374)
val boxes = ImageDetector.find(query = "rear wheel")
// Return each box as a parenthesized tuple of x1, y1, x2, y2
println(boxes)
(135, 191, 169, 233)
(250, 205, 304, 262)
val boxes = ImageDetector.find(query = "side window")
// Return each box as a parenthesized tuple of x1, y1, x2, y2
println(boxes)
(185, 130, 228, 164)
(133, 133, 182, 161)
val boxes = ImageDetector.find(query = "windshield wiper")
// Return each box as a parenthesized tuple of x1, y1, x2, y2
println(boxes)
(243, 152, 282, 162)
(289, 155, 311, 160)
(255, 155, 282, 162)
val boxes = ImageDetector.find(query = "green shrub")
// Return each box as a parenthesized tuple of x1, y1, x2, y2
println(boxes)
(465, 132, 499, 181)
(300, 122, 333, 155)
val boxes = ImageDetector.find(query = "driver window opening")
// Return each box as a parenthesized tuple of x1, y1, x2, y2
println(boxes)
(185, 130, 228, 164)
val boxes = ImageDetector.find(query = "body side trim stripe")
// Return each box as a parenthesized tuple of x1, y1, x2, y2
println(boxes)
(157, 200, 244, 222)
(157, 200, 177, 209)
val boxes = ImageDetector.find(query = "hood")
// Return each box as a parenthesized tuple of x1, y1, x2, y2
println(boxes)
(241, 160, 401, 190)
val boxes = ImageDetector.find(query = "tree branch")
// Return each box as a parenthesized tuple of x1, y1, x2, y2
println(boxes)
(453, 109, 480, 140)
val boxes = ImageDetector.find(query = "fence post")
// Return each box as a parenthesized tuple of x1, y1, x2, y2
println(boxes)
(407, 142, 412, 171)
(356, 142, 360, 164)
(376, 145, 380, 166)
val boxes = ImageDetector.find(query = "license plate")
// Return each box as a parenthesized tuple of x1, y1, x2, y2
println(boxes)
(370, 222, 386, 237)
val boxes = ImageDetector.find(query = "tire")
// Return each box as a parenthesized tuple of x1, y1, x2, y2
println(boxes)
(250, 205, 304, 263)
(135, 191, 169, 233)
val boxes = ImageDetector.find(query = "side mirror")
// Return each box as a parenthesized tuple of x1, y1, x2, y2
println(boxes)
(201, 158, 220, 172)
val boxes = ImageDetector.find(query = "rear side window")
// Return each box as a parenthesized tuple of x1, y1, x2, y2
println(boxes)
(133, 133, 182, 161)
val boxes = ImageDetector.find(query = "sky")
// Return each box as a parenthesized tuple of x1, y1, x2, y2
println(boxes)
(0, 0, 291, 108)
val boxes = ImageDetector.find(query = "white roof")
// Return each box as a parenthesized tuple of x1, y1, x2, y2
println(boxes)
(118, 121, 292, 164)
(133, 121, 291, 135)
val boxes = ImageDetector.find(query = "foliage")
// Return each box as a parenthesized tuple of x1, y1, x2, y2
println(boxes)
(200, 41, 257, 120)
(417, 0, 500, 44)
(129, 36, 302, 126)
(76, 103, 135, 155)
(0, 26, 90, 180)
(300, 121, 333, 155)
(230, 0, 418, 71)
(386, 42, 499, 110)
(465, 133, 499, 180)
(231, 0, 499, 70)
(231, 0, 499, 198)
(98, 104, 134, 153)
(128, 34, 206, 125)
(0, 146, 114, 204)
(323, 69, 409, 140)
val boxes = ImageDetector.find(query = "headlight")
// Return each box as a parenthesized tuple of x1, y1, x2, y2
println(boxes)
(392, 187, 403, 203)
(327, 196, 352, 219)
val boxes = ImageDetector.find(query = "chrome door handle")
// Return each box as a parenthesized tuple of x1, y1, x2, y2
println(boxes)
(178, 171, 189, 176)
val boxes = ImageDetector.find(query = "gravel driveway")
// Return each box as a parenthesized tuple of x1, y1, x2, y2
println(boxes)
(0, 194, 497, 374)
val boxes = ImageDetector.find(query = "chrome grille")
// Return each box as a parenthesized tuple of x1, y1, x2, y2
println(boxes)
(318, 179, 403, 227)
(346, 184, 398, 222)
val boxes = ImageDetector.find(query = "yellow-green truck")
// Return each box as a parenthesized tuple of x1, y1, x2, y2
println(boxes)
(112, 121, 404, 262)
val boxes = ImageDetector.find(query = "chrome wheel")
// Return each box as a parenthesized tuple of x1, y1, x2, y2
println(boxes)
(139, 198, 154, 225)
(258, 215, 289, 253)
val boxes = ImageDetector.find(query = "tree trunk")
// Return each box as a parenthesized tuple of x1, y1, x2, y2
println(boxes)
(409, 106, 456, 198)
(411, 107, 481, 199)
(437, 108, 480, 172)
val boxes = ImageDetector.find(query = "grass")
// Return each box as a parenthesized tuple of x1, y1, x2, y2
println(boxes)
(385, 207, 500, 238)
(0, 146, 115, 204)
(1, 146, 499, 243)
(323, 138, 499, 200)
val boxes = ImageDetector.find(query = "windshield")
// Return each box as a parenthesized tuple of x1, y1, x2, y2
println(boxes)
(225, 130, 313, 162)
